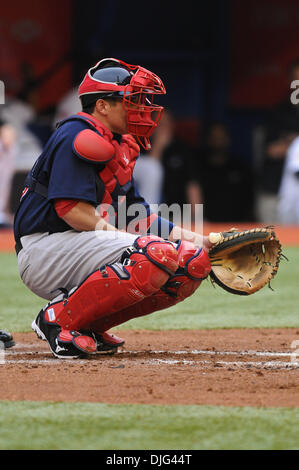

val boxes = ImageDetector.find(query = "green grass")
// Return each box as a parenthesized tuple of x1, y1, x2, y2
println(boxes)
(0, 247, 298, 332)
(0, 253, 45, 332)
(0, 401, 298, 450)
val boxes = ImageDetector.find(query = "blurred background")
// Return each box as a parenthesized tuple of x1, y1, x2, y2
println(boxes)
(1, 0, 299, 228)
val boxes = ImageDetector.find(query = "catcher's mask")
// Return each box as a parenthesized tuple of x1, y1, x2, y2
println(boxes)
(78, 58, 166, 149)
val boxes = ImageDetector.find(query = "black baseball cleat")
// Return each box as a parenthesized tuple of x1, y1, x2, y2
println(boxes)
(0, 330, 15, 349)
(32, 308, 97, 359)
(81, 331, 125, 354)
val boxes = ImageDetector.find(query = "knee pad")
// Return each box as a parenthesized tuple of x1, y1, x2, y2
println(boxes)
(43, 235, 179, 330)
(175, 240, 211, 280)
(88, 241, 211, 333)
(160, 240, 211, 300)
(125, 235, 179, 275)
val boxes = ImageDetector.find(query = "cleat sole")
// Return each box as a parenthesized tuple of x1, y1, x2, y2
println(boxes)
(32, 320, 46, 341)
(32, 319, 82, 360)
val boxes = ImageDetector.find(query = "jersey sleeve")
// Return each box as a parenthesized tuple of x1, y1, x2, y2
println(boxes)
(47, 122, 99, 205)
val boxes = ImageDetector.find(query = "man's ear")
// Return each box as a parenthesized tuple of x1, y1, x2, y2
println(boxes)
(94, 99, 109, 115)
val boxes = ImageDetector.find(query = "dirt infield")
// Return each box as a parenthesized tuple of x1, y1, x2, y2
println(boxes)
(1, 329, 299, 407)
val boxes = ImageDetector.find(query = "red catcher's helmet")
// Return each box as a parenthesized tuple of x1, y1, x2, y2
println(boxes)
(78, 58, 166, 149)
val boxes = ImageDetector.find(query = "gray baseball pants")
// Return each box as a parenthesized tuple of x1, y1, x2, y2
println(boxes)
(17, 230, 138, 301)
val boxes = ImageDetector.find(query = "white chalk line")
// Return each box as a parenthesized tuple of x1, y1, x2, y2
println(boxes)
(148, 359, 299, 369)
(1, 344, 299, 369)
(6, 344, 297, 358)
(126, 349, 294, 358)
(1, 358, 299, 369)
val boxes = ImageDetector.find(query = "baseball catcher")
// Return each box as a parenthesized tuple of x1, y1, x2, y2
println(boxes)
(14, 58, 212, 359)
(13, 59, 281, 359)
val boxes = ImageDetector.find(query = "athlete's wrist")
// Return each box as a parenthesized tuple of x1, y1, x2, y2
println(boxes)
(169, 225, 204, 247)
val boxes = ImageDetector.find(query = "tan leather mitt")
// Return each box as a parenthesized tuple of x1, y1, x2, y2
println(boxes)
(208, 227, 282, 295)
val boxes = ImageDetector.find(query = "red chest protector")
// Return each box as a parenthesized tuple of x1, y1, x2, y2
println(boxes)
(72, 112, 140, 206)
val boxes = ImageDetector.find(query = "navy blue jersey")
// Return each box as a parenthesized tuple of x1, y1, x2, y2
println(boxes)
(14, 119, 103, 241)
(14, 115, 174, 242)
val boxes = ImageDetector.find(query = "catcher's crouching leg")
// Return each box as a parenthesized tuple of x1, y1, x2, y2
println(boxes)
(33, 236, 179, 355)
(88, 240, 211, 333)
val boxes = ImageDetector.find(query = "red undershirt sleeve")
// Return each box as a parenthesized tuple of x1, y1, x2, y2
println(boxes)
(54, 199, 79, 218)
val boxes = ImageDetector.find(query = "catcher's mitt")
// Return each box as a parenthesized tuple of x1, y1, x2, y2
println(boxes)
(208, 227, 282, 295)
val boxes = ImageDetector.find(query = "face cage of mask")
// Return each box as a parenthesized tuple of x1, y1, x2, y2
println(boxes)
(122, 90, 164, 150)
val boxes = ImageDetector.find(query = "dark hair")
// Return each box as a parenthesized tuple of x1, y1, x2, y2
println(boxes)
(80, 94, 122, 114)
(81, 102, 96, 114)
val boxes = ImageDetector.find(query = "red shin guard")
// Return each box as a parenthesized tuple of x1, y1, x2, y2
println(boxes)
(43, 236, 179, 331)
(88, 241, 211, 332)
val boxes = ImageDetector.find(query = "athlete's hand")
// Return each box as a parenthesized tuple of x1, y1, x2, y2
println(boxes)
(169, 226, 214, 253)
(202, 235, 214, 253)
